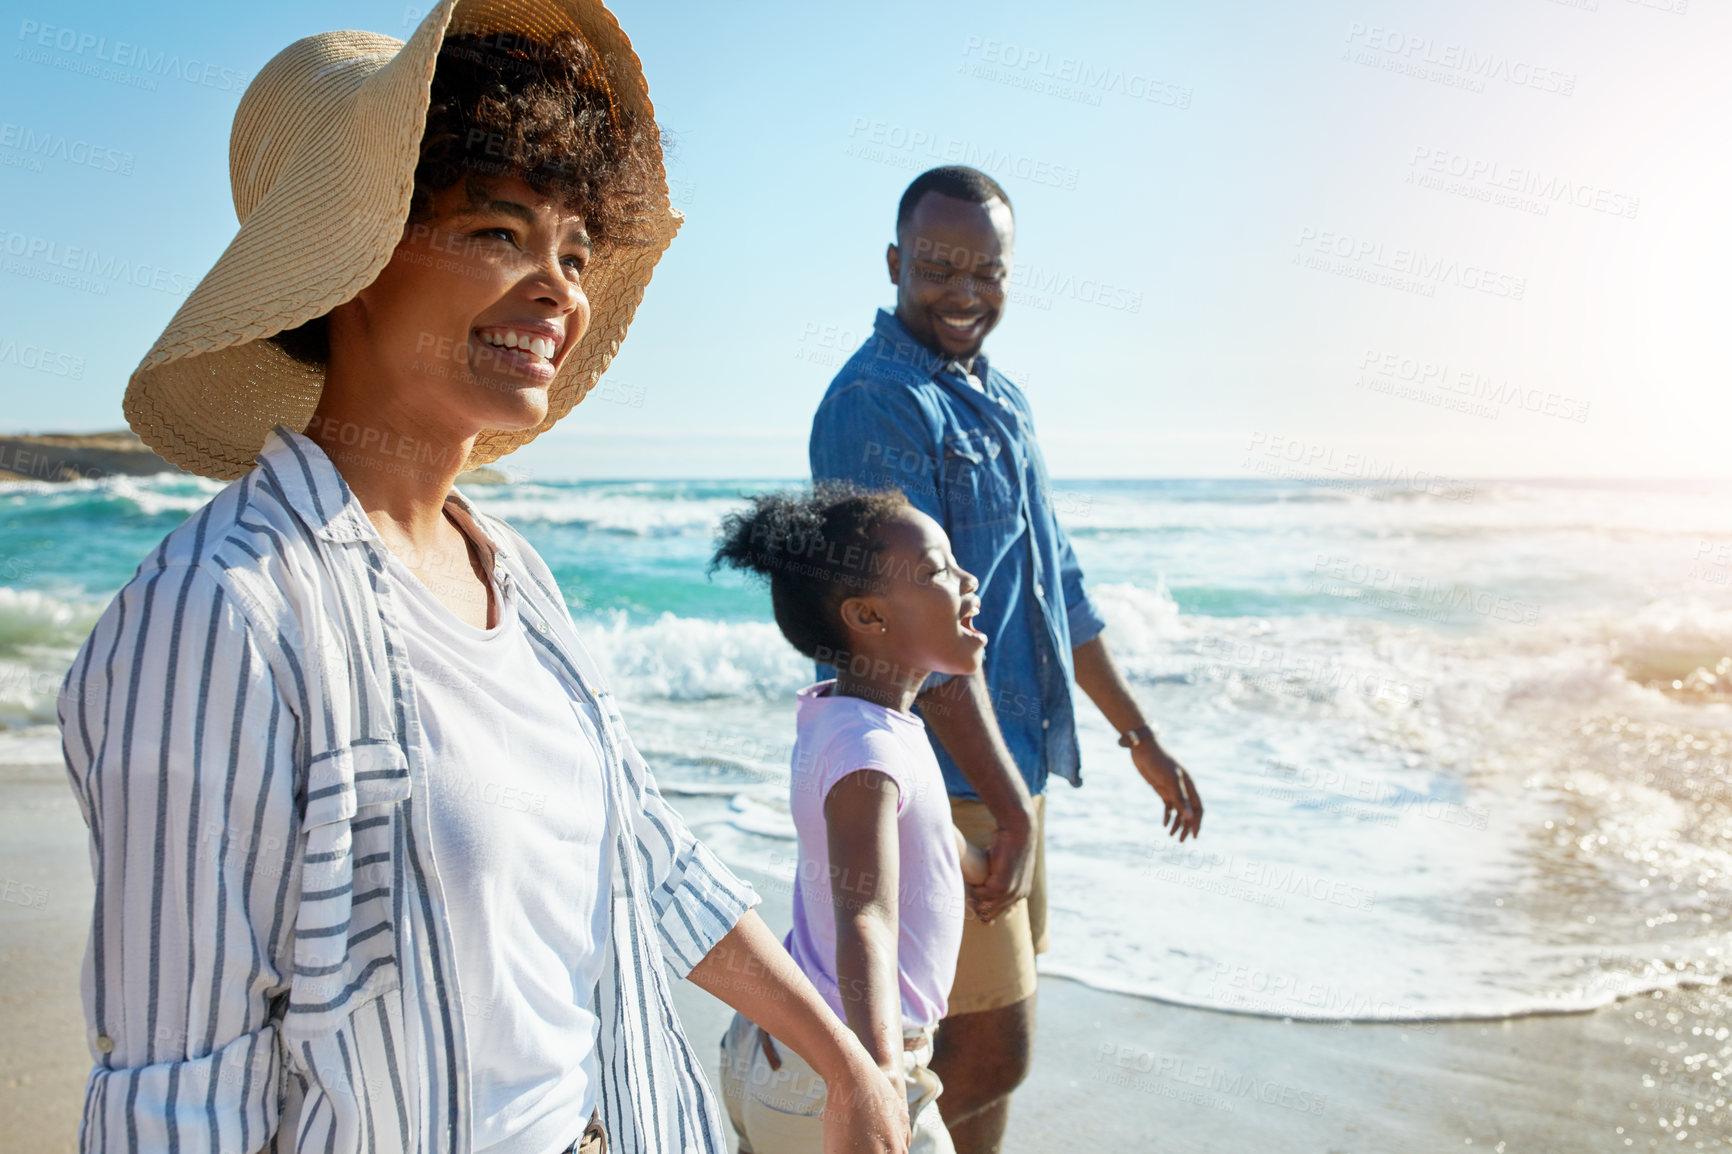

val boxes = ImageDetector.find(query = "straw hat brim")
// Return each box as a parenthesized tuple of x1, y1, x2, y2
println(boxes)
(123, 0, 679, 481)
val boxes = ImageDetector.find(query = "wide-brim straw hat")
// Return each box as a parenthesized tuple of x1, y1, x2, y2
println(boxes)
(123, 0, 679, 481)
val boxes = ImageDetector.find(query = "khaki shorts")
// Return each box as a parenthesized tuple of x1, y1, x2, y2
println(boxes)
(719, 1011, 954, 1154)
(944, 793, 1047, 1016)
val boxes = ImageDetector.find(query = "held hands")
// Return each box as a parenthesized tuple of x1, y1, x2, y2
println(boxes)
(1130, 739, 1203, 841)
(966, 812, 1036, 924)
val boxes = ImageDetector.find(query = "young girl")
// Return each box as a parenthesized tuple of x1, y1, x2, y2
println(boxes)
(711, 484, 992, 1153)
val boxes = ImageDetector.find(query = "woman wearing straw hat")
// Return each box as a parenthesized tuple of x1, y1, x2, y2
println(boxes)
(56, 3, 910, 1152)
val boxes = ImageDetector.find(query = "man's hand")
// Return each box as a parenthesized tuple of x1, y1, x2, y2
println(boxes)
(915, 669, 1037, 923)
(969, 807, 1036, 923)
(1131, 740, 1203, 841)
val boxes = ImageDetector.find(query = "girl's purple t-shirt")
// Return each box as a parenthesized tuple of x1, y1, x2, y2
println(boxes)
(783, 680, 965, 1030)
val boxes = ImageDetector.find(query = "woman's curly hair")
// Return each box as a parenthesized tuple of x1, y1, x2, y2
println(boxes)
(710, 483, 911, 661)
(272, 29, 661, 367)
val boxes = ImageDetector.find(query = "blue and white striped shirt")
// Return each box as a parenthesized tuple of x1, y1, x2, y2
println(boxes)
(57, 427, 758, 1154)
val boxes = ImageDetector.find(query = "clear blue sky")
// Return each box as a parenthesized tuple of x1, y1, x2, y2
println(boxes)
(2, 0, 1727, 477)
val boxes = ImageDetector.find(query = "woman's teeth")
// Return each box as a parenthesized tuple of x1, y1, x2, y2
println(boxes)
(479, 331, 556, 362)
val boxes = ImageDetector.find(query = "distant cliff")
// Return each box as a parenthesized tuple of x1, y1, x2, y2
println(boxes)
(0, 431, 178, 482)
(0, 431, 508, 484)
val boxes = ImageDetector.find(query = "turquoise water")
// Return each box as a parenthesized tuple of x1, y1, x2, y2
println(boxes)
(4, 474, 1731, 1021)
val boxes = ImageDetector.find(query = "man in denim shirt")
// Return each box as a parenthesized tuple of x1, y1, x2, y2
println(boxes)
(810, 166, 1204, 1153)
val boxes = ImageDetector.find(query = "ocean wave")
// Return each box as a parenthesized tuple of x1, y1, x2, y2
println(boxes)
(467, 485, 740, 537)
(1089, 580, 1188, 658)
(0, 586, 92, 725)
(1036, 961, 1732, 1024)
(0, 472, 224, 519)
(1608, 598, 1732, 697)
(0, 587, 97, 653)
(575, 610, 811, 699)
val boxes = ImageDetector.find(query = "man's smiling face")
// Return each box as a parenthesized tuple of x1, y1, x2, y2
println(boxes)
(887, 192, 1014, 364)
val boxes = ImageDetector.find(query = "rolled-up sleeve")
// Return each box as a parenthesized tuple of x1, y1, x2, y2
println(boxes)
(1057, 522, 1107, 648)
(59, 565, 297, 1154)
(614, 729, 760, 976)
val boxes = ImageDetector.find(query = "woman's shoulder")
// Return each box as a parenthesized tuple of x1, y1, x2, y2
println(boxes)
(99, 465, 331, 650)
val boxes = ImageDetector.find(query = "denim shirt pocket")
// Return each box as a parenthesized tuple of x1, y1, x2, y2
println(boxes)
(942, 428, 1017, 529)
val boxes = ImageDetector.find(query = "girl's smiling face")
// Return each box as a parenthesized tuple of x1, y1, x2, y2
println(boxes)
(843, 506, 986, 679)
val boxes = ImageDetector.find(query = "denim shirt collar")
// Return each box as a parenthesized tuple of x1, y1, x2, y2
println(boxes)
(871, 308, 996, 389)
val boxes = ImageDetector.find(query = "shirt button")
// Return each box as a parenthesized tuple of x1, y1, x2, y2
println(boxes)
(536, 622, 549, 634)
(1041, 718, 1051, 730)
(95, 1035, 114, 1054)
(1034, 584, 1045, 599)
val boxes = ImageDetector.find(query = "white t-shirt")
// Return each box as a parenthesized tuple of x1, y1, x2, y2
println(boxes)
(783, 681, 965, 1029)
(385, 544, 611, 1154)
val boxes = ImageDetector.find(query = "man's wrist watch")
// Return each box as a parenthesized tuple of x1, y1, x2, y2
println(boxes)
(1117, 724, 1158, 749)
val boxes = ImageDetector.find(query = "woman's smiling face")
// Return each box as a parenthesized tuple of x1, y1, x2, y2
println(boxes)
(328, 173, 593, 438)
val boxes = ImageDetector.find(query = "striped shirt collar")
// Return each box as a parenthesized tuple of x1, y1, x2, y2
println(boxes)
(258, 425, 516, 570)
(59, 422, 757, 1153)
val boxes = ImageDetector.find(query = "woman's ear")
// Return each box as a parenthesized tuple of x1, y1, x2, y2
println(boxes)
(837, 594, 886, 639)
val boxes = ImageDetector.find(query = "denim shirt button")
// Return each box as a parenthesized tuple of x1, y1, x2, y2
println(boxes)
(1034, 583, 1045, 598)
(1041, 718, 1051, 730)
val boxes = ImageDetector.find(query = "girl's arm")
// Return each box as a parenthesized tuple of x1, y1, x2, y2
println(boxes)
(688, 910, 910, 1154)
(825, 769, 906, 1078)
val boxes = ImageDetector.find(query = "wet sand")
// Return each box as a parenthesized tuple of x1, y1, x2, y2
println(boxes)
(4, 761, 1726, 1153)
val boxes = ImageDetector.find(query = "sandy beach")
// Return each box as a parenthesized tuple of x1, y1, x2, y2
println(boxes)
(4, 758, 1724, 1154)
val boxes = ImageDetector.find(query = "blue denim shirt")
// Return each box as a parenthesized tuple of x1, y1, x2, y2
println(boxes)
(809, 309, 1107, 799)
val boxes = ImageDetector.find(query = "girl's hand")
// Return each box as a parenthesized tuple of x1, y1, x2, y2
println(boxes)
(954, 825, 990, 887)
(823, 1055, 911, 1154)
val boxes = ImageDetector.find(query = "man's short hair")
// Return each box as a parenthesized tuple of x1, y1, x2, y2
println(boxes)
(896, 166, 1013, 233)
